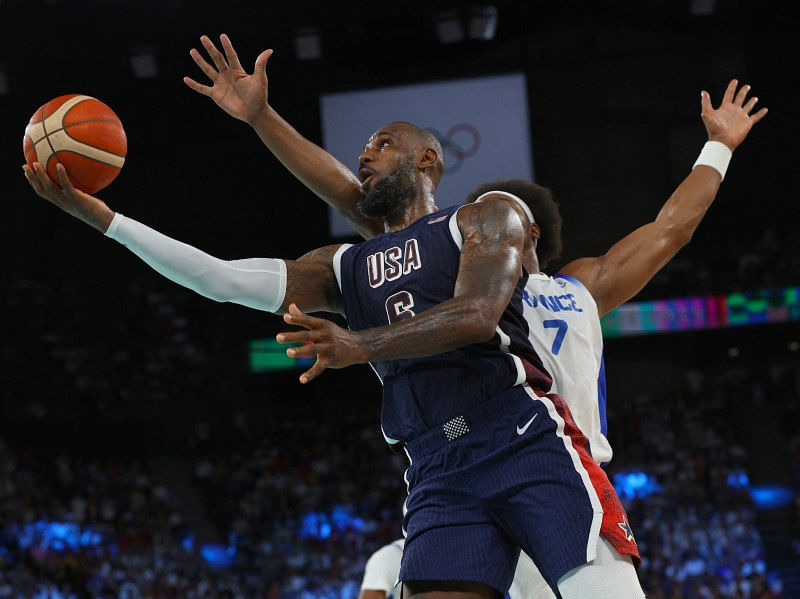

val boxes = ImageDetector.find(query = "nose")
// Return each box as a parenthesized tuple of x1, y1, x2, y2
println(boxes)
(359, 148, 375, 166)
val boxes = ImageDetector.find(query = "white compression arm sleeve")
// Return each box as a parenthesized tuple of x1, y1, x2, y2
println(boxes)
(105, 213, 287, 313)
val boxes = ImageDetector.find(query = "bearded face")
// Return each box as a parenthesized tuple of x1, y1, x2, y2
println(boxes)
(357, 157, 417, 220)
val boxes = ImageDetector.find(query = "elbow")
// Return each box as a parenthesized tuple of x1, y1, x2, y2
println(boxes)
(463, 310, 499, 344)
(661, 221, 694, 250)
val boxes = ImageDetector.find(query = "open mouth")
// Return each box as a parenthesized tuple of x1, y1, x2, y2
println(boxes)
(358, 168, 375, 185)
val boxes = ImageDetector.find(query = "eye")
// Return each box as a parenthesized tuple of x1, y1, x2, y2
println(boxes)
(379, 139, 390, 148)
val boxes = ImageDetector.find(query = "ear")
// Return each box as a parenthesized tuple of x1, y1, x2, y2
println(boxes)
(418, 148, 439, 169)
(530, 222, 541, 242)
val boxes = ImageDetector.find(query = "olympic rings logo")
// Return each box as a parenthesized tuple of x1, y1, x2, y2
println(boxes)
(427, 123, 481, 175)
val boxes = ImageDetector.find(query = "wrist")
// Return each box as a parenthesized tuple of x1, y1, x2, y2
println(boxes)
(79, 200, 115, 233)
(246, 104, 277, 129)
(707, 135, 736, 152)
(350, 331, 371, 364)
(694, 140, 732, 180)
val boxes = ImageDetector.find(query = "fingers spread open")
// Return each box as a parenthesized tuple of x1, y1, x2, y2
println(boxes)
(700, 90, 712, 114)
(300, 358, 327, 384)
(287, 343, 317, 358)
(743, 95, 759, 114)
(750, 107, 768, 124)
(189, 47, 219, 82)
(276, 330, 313, 344)
(722, 79, 738, 105)
(220, 34, 243, 71)
(183, 76, 213, 96)
(254, 49, 273, 78)
(734, 84, 751, 107)
(200, 35, 228, 72)
(285, 303, 326, 329)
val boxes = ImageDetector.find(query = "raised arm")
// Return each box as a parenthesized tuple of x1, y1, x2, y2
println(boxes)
(560, 79, 768, 317)
(276, 199, 527, 383)
(23, 162, 343, 315)
(183, 34, 382, 240)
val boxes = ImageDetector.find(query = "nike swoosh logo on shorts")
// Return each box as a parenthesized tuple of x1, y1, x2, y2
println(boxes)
(516, 414, 538, 435)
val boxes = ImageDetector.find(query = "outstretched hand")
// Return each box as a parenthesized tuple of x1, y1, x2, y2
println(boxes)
(22, 162, 114, 232)
(276, 304, 368, 384)
(184, 33, 273, 124)
(701, 79, 768, 151)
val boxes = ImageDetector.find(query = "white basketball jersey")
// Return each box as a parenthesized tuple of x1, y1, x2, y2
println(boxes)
(361, 539, 405, 597)
(522, 273, 612, 464)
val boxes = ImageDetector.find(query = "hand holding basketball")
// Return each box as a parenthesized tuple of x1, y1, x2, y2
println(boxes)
(23, 94, 127, 194)
(23, 162, 115, 233)
(184, 34, 274, 124)
(701, 80, 768, 151)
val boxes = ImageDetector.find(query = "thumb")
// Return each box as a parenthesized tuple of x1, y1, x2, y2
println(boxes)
(700, 90, 712, 115)
(254, 49, 273, 79)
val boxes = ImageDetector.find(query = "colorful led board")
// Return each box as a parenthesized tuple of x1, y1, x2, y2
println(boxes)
(601, 286, 800, 338)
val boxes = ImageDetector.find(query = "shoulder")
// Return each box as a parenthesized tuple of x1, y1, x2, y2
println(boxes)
(297, 243, 348, 265)
(456, 198, 526, 239)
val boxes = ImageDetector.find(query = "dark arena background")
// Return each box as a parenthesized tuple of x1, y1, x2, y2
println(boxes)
(2, 0, 800, 597)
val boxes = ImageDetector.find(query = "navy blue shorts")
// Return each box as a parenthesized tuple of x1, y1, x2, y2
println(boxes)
(398, 385, 639, 593)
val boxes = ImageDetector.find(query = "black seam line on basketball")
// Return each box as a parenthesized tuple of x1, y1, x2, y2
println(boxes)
(60, 97, 92, 130)
(30, 119, 121, 146)
(40, 107, 59, 166)
(59, 126, 127, 159)
(53, 148, 122, 170)
(51, 151, 91, 190)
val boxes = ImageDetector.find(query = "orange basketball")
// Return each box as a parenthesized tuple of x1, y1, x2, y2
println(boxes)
(23, 94, 127, 194)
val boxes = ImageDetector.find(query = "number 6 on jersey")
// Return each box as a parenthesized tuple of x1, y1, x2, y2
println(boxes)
(386, 291, 416, 323)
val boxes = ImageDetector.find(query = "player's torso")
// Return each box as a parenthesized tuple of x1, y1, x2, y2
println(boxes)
(334, 205, 550, 444)
(522, 273, 612, 464)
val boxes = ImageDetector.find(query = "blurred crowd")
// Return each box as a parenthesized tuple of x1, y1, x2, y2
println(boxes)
(606, 360, 800, 598)
(1, 358, 796, 598)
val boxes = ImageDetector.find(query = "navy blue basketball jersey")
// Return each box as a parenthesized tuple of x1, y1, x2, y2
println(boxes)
(332, 205, 551, 444)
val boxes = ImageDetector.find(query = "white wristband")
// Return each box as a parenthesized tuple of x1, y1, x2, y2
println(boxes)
(693, 141, 732, 180)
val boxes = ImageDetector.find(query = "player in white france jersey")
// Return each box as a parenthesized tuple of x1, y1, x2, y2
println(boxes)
(359, 539, 404, 599)
(465, 183, 612, 465)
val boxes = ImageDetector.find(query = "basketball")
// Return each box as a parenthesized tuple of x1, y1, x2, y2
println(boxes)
(23, 94, 127, 194)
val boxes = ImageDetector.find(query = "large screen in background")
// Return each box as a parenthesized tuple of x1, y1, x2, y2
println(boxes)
(320, 73, 534, 237)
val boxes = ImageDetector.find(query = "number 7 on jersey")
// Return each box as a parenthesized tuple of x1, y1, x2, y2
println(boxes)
(543, 319, 568, 355)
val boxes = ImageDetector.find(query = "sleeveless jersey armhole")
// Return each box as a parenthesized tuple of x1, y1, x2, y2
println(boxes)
(332, 243, 353, 292)
(448, 208, 464, 250)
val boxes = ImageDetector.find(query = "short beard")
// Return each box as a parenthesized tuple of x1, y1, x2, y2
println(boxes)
(358, 158, 417, 220)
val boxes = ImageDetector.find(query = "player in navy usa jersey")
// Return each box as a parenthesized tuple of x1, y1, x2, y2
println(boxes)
(27, 35, 767, 599)
(25, 120, 645, 598)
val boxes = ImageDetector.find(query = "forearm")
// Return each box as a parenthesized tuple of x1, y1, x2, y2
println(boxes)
(561, 157, 725, 316)
(354, 297, 497, 363)
(654, 164, 723, 242)
(106, 213, 286, 312)
(248, 107, 379, 238)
